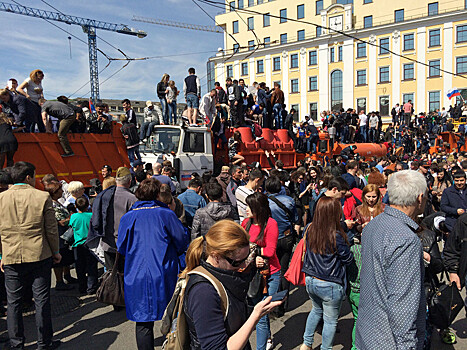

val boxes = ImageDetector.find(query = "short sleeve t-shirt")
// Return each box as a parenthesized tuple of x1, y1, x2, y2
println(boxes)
(41, 101, 74, 120)
(359, 114, 368, 126)
(69, 212, 92, 247)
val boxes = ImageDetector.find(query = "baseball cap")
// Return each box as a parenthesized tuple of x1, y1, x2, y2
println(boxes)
(116, 167, 131, 178)
(146, 100, 154, 107)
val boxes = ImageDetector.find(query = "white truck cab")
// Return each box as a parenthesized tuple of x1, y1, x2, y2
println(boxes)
(139, 125, 214, 189)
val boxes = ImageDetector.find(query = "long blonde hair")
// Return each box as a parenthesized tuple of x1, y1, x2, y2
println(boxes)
(0, 113, 12, 125)
(181, 220, 250, 278)
(160, 73, 170, 83)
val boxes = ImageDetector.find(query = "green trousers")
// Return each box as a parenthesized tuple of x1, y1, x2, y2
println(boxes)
(348, 290, 360, 350)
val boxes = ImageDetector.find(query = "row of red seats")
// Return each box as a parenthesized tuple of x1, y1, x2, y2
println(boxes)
(234, 127, 295, 151)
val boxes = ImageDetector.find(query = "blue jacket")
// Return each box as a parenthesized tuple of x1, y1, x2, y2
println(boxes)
(440, 185, 467, 232)
(267, 194, 298, 239)
(302, 232, 353, 287)
(117, 200, 189, 322)
(86, 185, 116, 244)
(178, 189, 207, 227)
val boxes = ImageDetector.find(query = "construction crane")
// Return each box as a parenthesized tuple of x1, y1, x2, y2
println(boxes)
(0, 2, 147, 102)
(133, 15, 223, 33)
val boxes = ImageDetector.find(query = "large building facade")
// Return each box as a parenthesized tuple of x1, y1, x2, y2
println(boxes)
(208, 0, 467, 120)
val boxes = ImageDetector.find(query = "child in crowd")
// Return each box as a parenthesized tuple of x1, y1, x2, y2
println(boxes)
(69, 196, 98, 295)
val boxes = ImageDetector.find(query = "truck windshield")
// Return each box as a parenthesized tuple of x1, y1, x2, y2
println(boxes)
(141, 128, 181, 153)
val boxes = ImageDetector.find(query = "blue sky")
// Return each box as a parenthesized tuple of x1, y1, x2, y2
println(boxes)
(0, 0, 223, 101)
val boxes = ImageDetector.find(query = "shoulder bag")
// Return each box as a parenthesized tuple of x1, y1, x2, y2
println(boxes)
(245, 219, 270, 299)
(96, 252, 125, 307)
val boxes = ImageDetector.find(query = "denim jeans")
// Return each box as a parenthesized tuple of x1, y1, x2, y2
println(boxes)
(127, 146, 141, 167)
(253, 271, 280, 350)
(359, 126, 367, 142)
(273, 103, 282, 129)
(303, 276, 345, 350)
(139, 121, 157, 140)
(160, 98, 168, 124)
(167, 101, 177, 124)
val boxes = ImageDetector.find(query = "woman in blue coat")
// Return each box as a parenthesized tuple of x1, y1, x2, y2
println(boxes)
(117, 178, 189, 350)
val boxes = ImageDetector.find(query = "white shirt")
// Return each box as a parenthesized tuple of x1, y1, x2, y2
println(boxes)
(369, 115, 379, 128)
(199, 93, 216, 118)
(359, 114, 368, 126)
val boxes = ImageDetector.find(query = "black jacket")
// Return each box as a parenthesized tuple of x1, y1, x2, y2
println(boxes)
(444, 213, 467, 286)
(421, 228, 443, 297)
(1, 91, 35, 125)
(440, 185, 467, 232)
(185, 260, 251, 350)
(302, 232, 354, 287)
(156, 81, 167, 99)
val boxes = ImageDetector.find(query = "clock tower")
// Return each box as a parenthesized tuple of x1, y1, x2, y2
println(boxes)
(320, 3, 353, 35)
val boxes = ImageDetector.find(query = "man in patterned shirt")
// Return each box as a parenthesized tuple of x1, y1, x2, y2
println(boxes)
(356, 170, 427, 350)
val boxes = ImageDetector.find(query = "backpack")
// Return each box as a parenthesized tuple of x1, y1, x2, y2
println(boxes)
(161, 265, 229, 350)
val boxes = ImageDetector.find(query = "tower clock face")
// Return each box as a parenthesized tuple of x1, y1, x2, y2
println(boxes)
(329, 15, 343, 31)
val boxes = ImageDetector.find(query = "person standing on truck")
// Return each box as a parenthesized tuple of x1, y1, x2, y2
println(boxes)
(271, 82, 285, 130)
(119, 114, 141, 167)
(227, 78, 243, 128)
(157, 73, 170, 125)
(183, 67, 201, 126)
(199, 89, 217, 125)
(39, 98, 76, 157)
(122, 99, 136, 126)
(17, 69, 46, 133)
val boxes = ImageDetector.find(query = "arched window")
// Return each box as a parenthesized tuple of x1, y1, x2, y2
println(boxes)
(330, 70, 343, 111)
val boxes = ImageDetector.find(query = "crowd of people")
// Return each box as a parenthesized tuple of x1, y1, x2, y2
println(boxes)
(1, 141, 467, 349)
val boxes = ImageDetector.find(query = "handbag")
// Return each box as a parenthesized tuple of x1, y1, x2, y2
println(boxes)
(60, 227, 75, 245)
(428, 274, 464, 329)
(96, 252, 125, 307)
(284, 227, 308, 286)
(245, 220, 269, 299)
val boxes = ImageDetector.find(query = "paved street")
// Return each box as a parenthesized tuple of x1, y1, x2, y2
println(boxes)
(7, 278, 467, 349)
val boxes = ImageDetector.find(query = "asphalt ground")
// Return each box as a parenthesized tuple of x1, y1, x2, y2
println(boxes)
(5, 273, 467, 350)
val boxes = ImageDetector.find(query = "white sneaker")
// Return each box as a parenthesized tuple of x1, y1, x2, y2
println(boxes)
(266, 338, 273, 350)
(255, 136, 264, 142)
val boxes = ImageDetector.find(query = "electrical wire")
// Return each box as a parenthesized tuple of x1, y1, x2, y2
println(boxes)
(197, 0, 467, 80)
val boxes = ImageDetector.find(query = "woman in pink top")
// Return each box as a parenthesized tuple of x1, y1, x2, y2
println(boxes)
(242, 192, 280, 350)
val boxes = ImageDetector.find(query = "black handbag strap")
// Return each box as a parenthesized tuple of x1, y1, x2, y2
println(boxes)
(245, 218, 266, 244)
(111, 252, 121, 277)
(268, 195, 294, 224)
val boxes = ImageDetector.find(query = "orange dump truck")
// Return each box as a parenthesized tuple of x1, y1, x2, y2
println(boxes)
(429, 131, 467, 155)
(13, 122, 130, 188)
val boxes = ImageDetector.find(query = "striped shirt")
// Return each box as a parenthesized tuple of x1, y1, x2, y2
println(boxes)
(235, 186, 254, 223)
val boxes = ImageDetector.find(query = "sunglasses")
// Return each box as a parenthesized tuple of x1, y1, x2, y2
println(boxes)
(223, 254, 248, 268)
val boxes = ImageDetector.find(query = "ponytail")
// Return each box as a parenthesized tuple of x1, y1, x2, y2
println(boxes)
(180, 237, 204, 278)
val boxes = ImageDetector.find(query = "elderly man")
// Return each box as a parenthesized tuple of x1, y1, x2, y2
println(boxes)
(0, 162, 61, 349)
(356, 170, 427, 350)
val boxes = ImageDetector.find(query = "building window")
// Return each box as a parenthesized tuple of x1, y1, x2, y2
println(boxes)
(233, 43, 239, 53)
(338, 46, 343, 61)
(403, 63, 414, 80)
(233, 21, 239, 34)
(273, 57, 281, 71)
(429, 91, 440, 112)
(357, 98, 366, 113)
(357, 42, 366, 58)
(290, 54, 299, 68)
(309, 76, 318, 91)
(248, 0, 254, 6)
(257, 60, 264, 74)
(379, 66, 390, 83)
(241, 62, 248, 76)
(298, 30, 305, 41)
(357, 69, 366, 85)
(248, 40, 255, 51)
(363, 0, 372, 3)
(247, 17, 254, 30)
(280, 9, 287, 23)
(330, 47, 335, 62)
(309, 50, 317, 65)
(297, 4, 305, 19)
(257, 0, 263, 3)
(310, 102, 318, 120)
(291, 79, 299, 93)
(291, 104, 300, 120)
(394, 9, 404, 23)
(429, 60, 441, 77)
(263, 13, 270, 27)
(380, 38, 390, 55)
(316, 27, 322, 37)
(364, 16, 372, 28)
(316, 0, 323, 15)
(403, 33, 414, 51)
(429, 29, 440, 47)
(229, 1, 235, 11)
(379, 96, 390, 115)
(264, 37, 270, 47)
(331, 70, 343, 111)
(457, 56, 467, 74)
(457, 25, 467, 43)
(238, 0, 244, 9)
(226, 65, 233, 78)
(403, 93, 414, 105)
(280, 33, 287, 44)
(428, 2, 438, 16)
